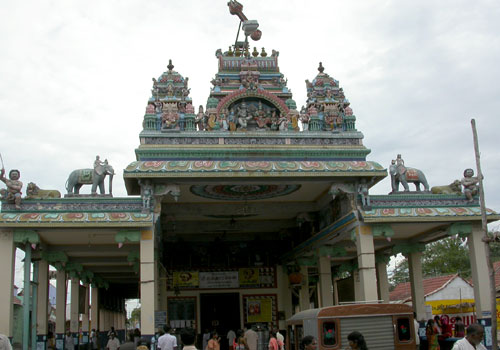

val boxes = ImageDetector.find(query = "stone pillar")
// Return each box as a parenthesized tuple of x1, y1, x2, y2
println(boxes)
(37, 260, 50, 350)
(81, 284, 90, 347)
(407, 252, 426, 320)
(376, 261, 390, 303)
(55, 270, 67, 349)
(355, 225, 377, 301)
(70, 278, 80, 348)
(23, 243, 32, 350)
(277, 265, 293, 329)
(298, 266, 310, 311)
(332, 278, 339, 305)
(0, 230, 15, 337)
(317, 254, 333, 307)
(469, 223, 492, 318)
(353, 269, 361, 301)
(90, 286, 99, 334)
(141, 227, 157, 338)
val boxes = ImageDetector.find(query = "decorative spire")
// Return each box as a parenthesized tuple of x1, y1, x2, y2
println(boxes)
(167, 59, 174, 72)
(318, 62, 324, 73)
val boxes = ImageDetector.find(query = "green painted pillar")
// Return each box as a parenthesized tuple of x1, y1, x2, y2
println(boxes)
(32, 261, 39, 350)
(23, 243, 32, 350)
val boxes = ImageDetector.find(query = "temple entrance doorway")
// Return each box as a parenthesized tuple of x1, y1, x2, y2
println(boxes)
(200, 293, 241, 350)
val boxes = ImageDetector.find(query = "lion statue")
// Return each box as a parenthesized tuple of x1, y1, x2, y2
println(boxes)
(26, 182, 61, 199)
(431, 180, 462, 195)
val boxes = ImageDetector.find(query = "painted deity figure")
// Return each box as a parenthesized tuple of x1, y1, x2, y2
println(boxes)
(219, 109, 229, 131)
(395, 154, 406, 177)
(254, 101, 269, 129)
(162, 110, 178, 129)
(94, 155, 105, 176)
(461, 168, 481, 202)
(195, 105, 206, 131)
(138, 179, 154, 212)
(236, 102, 253, 130)
(277, 113, 288, 131)
(0, 168, 23, 209)
(228, 108, 237, 131)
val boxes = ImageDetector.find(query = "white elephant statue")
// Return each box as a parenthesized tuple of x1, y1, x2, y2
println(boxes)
(66, 163, 115, 195)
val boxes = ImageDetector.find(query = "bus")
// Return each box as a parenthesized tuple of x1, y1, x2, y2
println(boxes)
(286, 303, 417, 350)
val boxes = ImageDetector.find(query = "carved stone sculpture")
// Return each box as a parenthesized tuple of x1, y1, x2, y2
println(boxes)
(431, 180, 462, 195)
(461, 168, 481, 202)
(26, 182, 61, 199)
(66, 158, 114, 195)
(139, 179, 154, 212)
(389, 155, 430, 192)
(0, 168, 23, 209)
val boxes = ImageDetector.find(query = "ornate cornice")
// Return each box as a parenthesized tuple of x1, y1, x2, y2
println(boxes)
(124, 160, 386, 178)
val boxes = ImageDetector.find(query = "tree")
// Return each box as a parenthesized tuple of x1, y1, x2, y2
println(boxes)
(389, 236, 470, 287)
(128, 307, 141, 328)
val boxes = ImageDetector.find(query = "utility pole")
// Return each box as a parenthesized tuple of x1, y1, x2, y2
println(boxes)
(471, 118, 497, 349)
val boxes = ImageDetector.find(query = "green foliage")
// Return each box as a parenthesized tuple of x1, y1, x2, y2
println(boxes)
(390, 236, 471, 287)
(129, 307, 141, 326)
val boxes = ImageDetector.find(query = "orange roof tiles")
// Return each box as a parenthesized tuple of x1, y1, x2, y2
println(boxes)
(390, 274, 460, 302)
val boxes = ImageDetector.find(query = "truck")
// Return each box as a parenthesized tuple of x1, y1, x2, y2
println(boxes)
(286, 303, 417, 350)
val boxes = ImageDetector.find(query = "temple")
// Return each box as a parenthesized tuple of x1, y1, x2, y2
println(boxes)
(0, 1, 498, 348)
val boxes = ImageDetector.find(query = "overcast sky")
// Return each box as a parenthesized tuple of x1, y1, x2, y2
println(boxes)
(1, 1, 499, 216)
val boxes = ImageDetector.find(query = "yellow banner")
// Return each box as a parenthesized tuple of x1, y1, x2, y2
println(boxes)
(426, 299, 475, 315)
(239, 268, 260, 286)
(428, 299, 500, 322)
(173, 271, 199, 287)
(247, 298, 272, 323)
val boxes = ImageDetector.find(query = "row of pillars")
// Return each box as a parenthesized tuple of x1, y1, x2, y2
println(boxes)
(0, 231, 126, 348)
(283, 223, 492, 322)
(1, 220, 492, 343)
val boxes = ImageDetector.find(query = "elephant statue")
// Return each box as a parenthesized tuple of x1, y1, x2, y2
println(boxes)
(389, 162, 429, 192)
(66, 163, 114, 195)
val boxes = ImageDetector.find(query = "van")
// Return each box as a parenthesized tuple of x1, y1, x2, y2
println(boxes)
(286, 303, 417, 350)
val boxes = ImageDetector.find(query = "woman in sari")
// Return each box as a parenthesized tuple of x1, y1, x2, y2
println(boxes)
(426, 319, 440, 350)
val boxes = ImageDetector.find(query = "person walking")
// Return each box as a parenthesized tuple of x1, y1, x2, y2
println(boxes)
(119, 332, 136, 350)
(299, 336, 317, 350)
(451, 324, 486, 350)
(106, 332, 120, 350)
(244, 325, 257, 350)
(268, 331, 283, 350)
(234, 330, 248, 350)
(65, 331, 75, 350)
(426, 320, 440, 350)
(203, 330, 211, 350)
(454, 317, 465, 338)
(227, 330, 236, 350)
(158, 325, 178, 350)
(90, 329, 98, 350)
(346, 331, 368, 350)
(180, 328, 198, 350)
(207, 332, 220, 350)
(413, 313, 420, 350)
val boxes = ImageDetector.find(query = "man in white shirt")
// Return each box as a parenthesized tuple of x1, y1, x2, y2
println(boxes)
(158, 325, 178, 350)
(244, 324, 258, 350)
(413, 313, 420, 350)
(227, 330, 236, 350)
(106, 332, 120, 350)
(451, 324, 486, 350)
(273, 327, 284, 350)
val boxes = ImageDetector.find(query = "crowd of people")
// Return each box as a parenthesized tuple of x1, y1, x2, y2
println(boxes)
(424, 316, 472, 350)
(0, 318, 488, 350)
